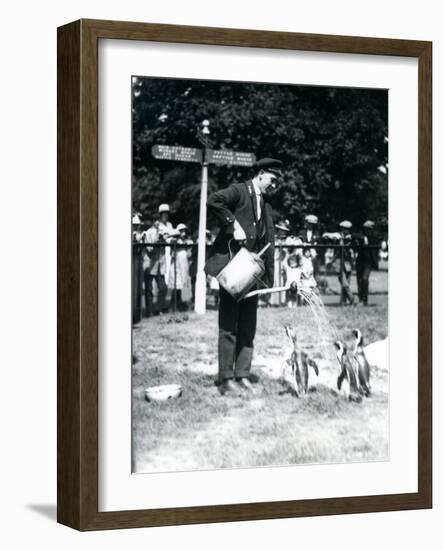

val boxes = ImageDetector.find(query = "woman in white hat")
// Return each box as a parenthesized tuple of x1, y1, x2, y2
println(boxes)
(168, 223, 193, 311)
(143, 204, 174, 316)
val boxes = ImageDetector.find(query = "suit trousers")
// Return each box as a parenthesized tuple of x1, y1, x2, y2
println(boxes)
(218, 286, 258, 381)
(338, 268, 354, 305)
(356, 263, 371, 304)
(144, 271, 168, 315)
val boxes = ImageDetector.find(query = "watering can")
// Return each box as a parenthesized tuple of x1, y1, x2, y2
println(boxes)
(216, 241, 271, 301)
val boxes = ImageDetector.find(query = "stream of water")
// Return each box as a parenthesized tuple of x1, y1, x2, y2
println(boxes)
(296, 287, 339, 366)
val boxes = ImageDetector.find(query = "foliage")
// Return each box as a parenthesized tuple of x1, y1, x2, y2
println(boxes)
(132, 77, 388, 233)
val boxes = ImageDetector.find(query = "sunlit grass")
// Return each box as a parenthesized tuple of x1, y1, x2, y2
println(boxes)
(132, 300, 388, 473)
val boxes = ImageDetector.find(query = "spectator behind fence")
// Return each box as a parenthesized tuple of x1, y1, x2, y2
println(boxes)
(337, 220, 355, 306)
(283, 238, 317, 307)
(284, 251, 301, 308)
(168, 223, 193, 311)
(380, 238, 389, 261)
(132, 213, 144, 323)
(132, 212, 143, 242)
(268, 219, 291, 306)
(321, 229, 339, 275)
(354, 220, 379, 306)
(205, 230, 220, 307)
(299, 214, 320, 280)
(143, 204, 174, 317)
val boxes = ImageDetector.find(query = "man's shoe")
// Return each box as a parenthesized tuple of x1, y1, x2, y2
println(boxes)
(237, 377, 256, 394)
(219, 379, 239, 396)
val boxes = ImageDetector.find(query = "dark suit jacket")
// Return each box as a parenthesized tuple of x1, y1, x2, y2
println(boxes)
(298, 228, 320, 245)
(354, 233, 379, 270)
(205, 180, 275, 287)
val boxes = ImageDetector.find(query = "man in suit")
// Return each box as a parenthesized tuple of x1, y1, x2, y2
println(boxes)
(337, 220, 355, 306)
(355, 220, 379, 305)
(205, 158, 283, 395)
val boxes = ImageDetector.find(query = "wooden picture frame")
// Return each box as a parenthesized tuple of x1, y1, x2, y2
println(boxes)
(57, 19, 432, 531)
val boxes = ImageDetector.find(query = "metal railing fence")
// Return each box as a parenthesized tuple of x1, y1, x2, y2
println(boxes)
(132, 242, 387, 321)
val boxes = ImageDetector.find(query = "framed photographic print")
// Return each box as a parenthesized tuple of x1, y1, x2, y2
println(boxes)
(57, 19, 432, 530)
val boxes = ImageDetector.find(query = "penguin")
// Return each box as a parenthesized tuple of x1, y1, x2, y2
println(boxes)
(352, 329, 371, 397)
(334, 340, 362, 403)
(283, 325, 319, 396)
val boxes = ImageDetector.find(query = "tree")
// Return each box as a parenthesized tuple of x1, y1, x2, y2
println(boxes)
(132, 76, 388, 233)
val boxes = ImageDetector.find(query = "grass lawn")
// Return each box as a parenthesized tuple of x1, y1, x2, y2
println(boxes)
(132, 298, 388, 473)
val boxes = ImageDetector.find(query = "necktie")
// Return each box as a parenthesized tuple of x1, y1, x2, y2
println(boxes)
(255, 192, 261, 220)
(258, 195, 265, 238)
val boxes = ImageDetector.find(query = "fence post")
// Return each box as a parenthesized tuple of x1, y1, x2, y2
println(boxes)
(173, 242, 177, 313)
(132, 243, 142, 324)
(278, 245, 282, 306)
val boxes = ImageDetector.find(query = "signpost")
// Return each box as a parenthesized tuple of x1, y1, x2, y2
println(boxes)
(206, 149, 255, 167)
(152, 144, 202, 163)
(151, 142, 256, 314)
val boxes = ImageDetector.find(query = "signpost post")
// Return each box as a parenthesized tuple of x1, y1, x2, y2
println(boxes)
(194, 154, 208, 314)
(151, 137, 255, 315)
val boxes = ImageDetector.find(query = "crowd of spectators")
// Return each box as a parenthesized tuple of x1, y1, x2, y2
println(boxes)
(132, 206, 387, 318)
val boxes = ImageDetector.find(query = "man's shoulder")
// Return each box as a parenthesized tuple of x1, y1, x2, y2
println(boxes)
(229, 180, 250, 193)
(214, 180, 250, 200)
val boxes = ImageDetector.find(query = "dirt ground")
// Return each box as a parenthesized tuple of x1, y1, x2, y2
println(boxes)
(132, 297, 388, 473)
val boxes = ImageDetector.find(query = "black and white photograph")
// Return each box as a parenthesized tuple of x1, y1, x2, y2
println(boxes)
(131, 75, 389, 474)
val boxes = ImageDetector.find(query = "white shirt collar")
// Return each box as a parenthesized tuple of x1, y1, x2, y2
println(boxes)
(252, 180, 261, 195)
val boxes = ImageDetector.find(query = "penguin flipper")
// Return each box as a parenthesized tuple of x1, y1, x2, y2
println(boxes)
(309, 358, 319, 376)
(337, 369, 347, 390)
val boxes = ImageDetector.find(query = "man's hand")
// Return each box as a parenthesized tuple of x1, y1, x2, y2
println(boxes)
(233, 219, 247, 243)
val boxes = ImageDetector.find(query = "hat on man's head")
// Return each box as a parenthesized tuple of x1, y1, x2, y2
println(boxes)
(254, 158, 283, 177)
(305, 214, 318, 224)
(363, 220, 375, 229)
(176, 223, 187, 232)
(158, 203, 170, 214)
(275, 219, 291, 232)
(339, 220, 352, 229)
(132, 214, 141, 225)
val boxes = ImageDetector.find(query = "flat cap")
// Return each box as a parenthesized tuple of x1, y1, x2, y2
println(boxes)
(339, 220, 352, 229)
(254, 157, 283, 176)
(363, 220, 375, 229)
(305, 214, 318, 224)
(275, 219, 291, 232)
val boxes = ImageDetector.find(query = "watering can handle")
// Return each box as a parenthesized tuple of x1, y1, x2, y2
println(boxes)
(257, 242, 271, 258)
(228, 240, 271, 261)
(228, 240, 270, 259)
(227, 238, 235, 260)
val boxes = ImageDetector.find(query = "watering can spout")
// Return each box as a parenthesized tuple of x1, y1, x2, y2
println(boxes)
(242, 285, 290, 300)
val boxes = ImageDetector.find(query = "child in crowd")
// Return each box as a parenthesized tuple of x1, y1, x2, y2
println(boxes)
(284, 252, 302, 308)
(284, 248, 317, 307)
(299, 248, 317, 292)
